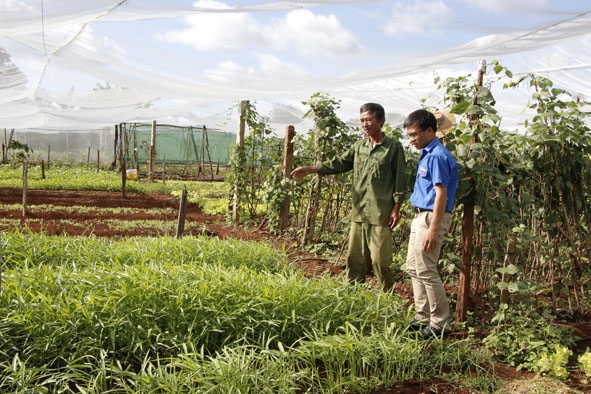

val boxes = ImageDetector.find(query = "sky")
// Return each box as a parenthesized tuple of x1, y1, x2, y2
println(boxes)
(1, 0, 591, 134)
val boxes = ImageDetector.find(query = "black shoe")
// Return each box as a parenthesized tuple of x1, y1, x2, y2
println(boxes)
(421, 325, 448, 340)
(407, 320, 427, 333)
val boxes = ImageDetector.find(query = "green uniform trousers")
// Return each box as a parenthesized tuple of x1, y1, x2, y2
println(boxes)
(346, 221, 395, 292)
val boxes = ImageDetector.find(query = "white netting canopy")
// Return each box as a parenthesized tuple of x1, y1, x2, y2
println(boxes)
(1, 0, 591, 135)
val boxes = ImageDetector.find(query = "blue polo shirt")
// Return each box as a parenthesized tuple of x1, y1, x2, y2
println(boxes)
(410, 137, 458, 213)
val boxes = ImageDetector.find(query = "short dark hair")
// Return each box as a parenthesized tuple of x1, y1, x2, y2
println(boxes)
(403, 109, 437, 132)
(360, 103, 385, 125)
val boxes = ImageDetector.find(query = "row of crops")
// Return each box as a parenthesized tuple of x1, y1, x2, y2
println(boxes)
(0, 233, 498, 393)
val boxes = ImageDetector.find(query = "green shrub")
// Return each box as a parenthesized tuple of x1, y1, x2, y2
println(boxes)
(483, 303, 575, 372)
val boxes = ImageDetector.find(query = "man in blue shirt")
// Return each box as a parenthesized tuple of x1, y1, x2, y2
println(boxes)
(403, 109, 458, 339)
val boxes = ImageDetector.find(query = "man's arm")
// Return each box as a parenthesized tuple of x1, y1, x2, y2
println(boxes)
(291, 165, 319, 181)
(423, 184, 447, 252)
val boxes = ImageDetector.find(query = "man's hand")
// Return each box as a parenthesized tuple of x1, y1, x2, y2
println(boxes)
(422, 227, 438, 252)
(388, 203, 402, 230)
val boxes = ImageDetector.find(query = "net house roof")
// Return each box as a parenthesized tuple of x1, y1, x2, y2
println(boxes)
(1, 0, 590, 134)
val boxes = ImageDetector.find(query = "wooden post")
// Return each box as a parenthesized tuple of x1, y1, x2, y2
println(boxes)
(455, 60, 485, 323)
(120, 130, 126, 198)
(279, 125, 295, 231)
(111, 124, 118, 170)
(22, 161, 28, 217)
(176, 186, 188, 238)
(204, 126, 214, 180)
(41, 160, 45, 179)
(133, 124, 138, 170)
(87, 146, 91, 164)
(4, 129, 15, 164)
(97, 150, 100, 173)
(232, 100, 248, 222)
(148, 120, 156, 181)
(200, 126, 206, 180)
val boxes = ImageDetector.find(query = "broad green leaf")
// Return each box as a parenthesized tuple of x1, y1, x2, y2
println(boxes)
(451, 101, 470, 114)
(496, 264, 520, 275)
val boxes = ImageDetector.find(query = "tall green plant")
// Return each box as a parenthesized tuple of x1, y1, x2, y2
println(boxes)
(434, 64, 523, 297)
(226, 101, 282, 222)
(506, 74, 591, 313)
(434, 64, 591, 315)
(293, 93, 354, 244)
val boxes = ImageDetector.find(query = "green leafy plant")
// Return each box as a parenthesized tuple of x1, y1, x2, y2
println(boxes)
(532, 344, 572, 379)
(261, 165, 297, 234)
(483, 303, 575, 372)
(7, 139, 33, 162)
(0, 231, 497, 393)
(291, 92, 355, 244)
(579, 351, 591, 378)
(226, 101, 282, 222)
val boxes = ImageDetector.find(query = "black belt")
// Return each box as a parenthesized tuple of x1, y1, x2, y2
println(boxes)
(415, 207, 452, 214)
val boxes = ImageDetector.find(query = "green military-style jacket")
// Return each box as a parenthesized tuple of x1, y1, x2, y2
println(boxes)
(317, 134, 406, 226)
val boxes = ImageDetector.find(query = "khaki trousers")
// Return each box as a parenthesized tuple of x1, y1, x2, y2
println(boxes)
(346, 221, 395, 292)
(406, 211, 453, 329)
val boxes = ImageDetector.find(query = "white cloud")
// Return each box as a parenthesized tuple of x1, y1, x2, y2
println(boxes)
(204, 53, 306, 84)
(384, 0, 450, 35)
(458, 0, 548, 13)
(159, 0, 261, 51)
(253, 53, 306, 76)
(160, 1, 359, 56)
(204, 60, 253, 82)
(265, 9, 359, 56)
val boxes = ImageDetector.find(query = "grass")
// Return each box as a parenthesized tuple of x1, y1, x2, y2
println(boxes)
(0, 232, 500, 393)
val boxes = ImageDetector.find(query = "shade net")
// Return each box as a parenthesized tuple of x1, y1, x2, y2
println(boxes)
(123, 123, 236, 166)
(1, 1, 590, 135)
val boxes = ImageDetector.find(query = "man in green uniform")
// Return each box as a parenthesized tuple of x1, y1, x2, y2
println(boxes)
(291, 103, 407, 292)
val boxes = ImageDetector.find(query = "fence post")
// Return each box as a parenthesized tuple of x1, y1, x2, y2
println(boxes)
(279, 125, 295, 231)
(232, 100, 248, 222)
(176, 186, 188, 238)
(148, 120, 156, 181)
(120, 131, 126, 198)
(22, 161, 28, 217)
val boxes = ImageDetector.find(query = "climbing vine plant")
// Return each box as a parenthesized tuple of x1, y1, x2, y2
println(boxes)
(291, 93, 355, 245)
(226, 101, 283, 222)
(225, 70, 590, 316)
(434, 62, 591, 314)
